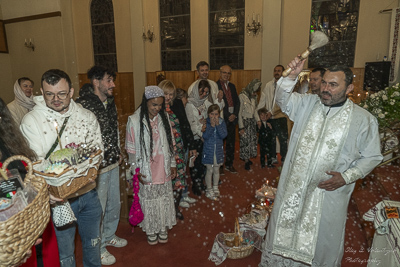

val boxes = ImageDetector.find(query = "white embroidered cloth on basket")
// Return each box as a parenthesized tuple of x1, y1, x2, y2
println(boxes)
(32, 152, 102, 186)
(208, 230, 262, 265)
(32, 153, 102, 227)
(363, 199, 400, 266)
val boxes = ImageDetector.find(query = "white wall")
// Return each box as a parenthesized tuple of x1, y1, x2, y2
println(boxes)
(0, 0, 79, 100)
(355, 0, 397, 67)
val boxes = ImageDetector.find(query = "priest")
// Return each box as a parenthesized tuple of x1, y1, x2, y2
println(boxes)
(259, 56, 383, 267)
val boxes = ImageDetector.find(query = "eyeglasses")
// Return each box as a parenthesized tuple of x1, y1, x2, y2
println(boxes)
(44, 91, 70, 100)
(221, 71, 231, 75)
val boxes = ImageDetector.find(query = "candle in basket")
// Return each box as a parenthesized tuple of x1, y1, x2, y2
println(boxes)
(54, 121, 63, 150)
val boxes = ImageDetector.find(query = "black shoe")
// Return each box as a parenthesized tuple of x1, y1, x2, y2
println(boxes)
(219, 166, 225, 176)
(267, 164, 275, 168)
(201, 183, 206, 191)
(245, 162, 251, 170)
(225, 165, 238, 174)
(248, 160, 253, 165)
(192, 185, 202, 196)
(176, 211, 184, 220)
(261, 164, 265, 169)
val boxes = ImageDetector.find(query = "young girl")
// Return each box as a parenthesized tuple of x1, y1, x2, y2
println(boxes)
(125, 86, 177, 245)
(202, 104, 227, 200)
(238, 79, 262, 171)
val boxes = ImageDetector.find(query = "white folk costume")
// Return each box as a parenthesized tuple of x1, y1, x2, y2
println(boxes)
(125, 107, 177, 235)
(260, 77, 383, 267)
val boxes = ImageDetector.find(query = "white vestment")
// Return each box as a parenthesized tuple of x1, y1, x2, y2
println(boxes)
(260, 77, 382, 267)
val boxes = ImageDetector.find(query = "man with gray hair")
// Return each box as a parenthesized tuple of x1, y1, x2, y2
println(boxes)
(217, 65, 239, 173)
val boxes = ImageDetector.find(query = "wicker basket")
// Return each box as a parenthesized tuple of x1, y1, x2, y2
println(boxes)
(33, 150, 102, 199)
(0, 155, 50, 266)
(218, 233, 255, 259)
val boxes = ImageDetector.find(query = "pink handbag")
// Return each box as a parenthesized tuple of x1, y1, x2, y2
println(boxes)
(129, 168, 144, 229)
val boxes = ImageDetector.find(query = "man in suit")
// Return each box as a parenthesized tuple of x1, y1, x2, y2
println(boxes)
(217, 65, 240, 173)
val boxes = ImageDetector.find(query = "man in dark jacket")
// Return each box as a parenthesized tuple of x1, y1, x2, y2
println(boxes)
(217, 65, 240, 173)
(76, 66, 126, 265)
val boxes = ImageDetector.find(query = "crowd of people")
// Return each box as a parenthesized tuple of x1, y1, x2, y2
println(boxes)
(1, 56, 383, 267)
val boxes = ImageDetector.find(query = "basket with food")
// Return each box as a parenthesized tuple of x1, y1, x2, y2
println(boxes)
(0, 155, 50, 266)
(209, 218, 263, 265)
(33, 142, 102, 199)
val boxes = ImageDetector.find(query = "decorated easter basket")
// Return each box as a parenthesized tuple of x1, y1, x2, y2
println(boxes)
(0, 155, 50, 266)
(33, 149, 102, 199)
(219, 232, 255, 259)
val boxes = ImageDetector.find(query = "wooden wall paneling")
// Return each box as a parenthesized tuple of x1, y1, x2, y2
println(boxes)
(78, 73, 90, 88)
(207, 70, 220, 83)
(115, 72, 135, 117)
(146, 70, 261, 93)
(146, 72, 157, 86)
(234, 70, 262, 93)
(165, 71, 196, 90)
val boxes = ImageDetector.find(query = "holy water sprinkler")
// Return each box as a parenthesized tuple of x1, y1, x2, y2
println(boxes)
(282, 31, 329, 77)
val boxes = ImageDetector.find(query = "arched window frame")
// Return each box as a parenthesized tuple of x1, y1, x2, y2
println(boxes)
(90, 0, 118, 72)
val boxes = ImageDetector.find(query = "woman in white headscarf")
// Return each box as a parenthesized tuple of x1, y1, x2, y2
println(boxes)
(185, 80, 215, 196)
(7, 77, 35, 125)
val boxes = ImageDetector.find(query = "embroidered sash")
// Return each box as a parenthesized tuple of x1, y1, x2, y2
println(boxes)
(272, 100, 353, 264)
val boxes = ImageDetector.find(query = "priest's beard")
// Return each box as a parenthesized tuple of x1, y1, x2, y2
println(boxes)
(320, 90, 347, 106)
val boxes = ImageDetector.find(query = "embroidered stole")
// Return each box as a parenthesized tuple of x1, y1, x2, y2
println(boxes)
(272, 100, 353, 264)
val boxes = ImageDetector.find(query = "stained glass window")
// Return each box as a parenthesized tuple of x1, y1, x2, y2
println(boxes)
(90, 0, 118, 72)
(160, 0, 191, 71)
(308, 0, 360, 68)
(209, 0, 245, 70)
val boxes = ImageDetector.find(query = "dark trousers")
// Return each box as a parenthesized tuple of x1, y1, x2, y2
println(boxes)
(260, 139, 275, 166)
(270, 117, 288, 161)
(224, 120, 236, 167)
(190, 139, 205, 185)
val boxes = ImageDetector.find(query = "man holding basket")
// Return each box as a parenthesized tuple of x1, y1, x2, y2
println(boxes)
(21, 69, 104, 267)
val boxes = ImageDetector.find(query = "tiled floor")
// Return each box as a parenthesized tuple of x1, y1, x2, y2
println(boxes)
(73, 153, 398, 267)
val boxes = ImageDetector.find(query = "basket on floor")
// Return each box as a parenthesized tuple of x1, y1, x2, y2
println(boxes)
(0, 155, 50, 266)
(33, 150, 102, 199)
(218, 233, 255, 259)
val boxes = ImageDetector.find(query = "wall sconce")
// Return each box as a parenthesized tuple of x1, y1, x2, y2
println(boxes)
(142, 24, 155, 42)
(246, 12, 262, 36)
(24, 38, 35, 51)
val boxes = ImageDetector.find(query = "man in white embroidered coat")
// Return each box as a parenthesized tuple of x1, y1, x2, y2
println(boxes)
(259, 57, 383, 267)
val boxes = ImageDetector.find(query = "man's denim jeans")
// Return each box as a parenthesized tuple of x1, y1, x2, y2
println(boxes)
(96, 166, 121, 253)
(54, 189, 102, 267)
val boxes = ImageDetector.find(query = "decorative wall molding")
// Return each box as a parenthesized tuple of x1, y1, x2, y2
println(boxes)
(3, 11, 62, 24)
